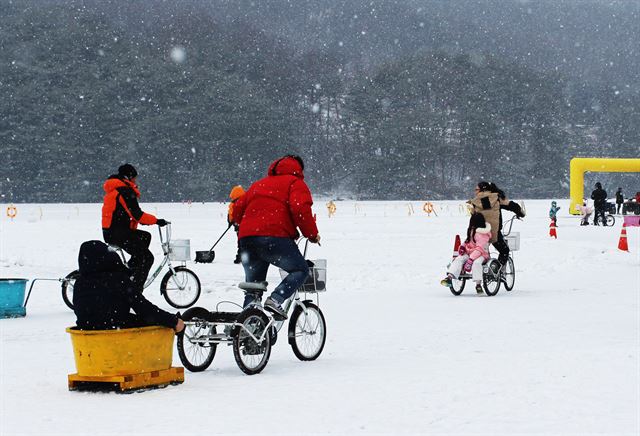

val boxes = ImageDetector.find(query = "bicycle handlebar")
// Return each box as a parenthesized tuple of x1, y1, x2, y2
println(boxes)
(502, 214, 519, 236)
(158, 222, 172, 245)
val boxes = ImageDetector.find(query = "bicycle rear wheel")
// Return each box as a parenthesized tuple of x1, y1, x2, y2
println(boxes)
(233, 308, 271, 375)
(449, 277, 466, 296)
(483, 260, 501, 296)
(288, 302, 326, 361)
(161, 266, 201, 308)
(177, 307, 217, 372)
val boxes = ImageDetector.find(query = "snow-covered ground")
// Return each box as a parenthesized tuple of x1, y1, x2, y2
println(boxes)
(1, 200, 639, 435)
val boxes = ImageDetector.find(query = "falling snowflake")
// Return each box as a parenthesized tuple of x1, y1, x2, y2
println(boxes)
(170, 46, 187, 63)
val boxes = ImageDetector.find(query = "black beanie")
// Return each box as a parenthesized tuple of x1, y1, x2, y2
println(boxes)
(477, 181, 490, 192)
(118, 164, 137, 179)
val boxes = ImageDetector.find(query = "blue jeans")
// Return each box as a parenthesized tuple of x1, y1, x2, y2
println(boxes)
(239, 236, 310, 307)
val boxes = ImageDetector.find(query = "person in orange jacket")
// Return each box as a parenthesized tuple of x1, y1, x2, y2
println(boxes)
(227, 185, 245, 264)
(101, 164, 168, 291)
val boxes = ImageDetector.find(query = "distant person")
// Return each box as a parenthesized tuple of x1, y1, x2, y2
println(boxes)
(590, 182, 607, 225)
(441, 212, 492, 294)
(102, 164, 168, 292)
(232, 155, 320, 319)
(577, 200, 593, 226)
(549, 201, 561, 226)
(227, 185, 245, 264)
(73, 240, 184, 332)
(468, 181, 525, 266)
(615, 188, 624, 214)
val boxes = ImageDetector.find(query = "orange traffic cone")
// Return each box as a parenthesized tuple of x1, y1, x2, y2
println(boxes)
(549, 220, 557, 239)
(453, 234, 461, 258)
(618, 223, 629, 252)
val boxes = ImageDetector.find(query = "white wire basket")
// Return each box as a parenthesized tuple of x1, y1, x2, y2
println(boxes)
(279, 259, 327, 292)
(504, 232, 520, 251)
(167, 239, 191, 261)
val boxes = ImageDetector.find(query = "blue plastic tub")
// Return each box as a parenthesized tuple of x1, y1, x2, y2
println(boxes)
(0, 278, 28, 318)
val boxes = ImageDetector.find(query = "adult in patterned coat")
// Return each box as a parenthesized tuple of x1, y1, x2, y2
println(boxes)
(468, 181, 525, 265)
(73, 240, 184, 332)
(232, 155, 320, 319)
(101, 164, 168, 291)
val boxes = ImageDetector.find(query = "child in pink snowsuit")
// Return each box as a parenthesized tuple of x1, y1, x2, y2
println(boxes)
(576, 201, 593, 226)
(441, 213, 492, 293)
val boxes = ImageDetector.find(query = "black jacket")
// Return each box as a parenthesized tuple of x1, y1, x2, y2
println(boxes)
(73, 240, 177, 330)
(591, 188, 608, 208)
(489, 184, 525, 232)
(616, 191, 624, 204)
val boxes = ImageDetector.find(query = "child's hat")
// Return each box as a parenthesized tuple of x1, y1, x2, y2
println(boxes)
(229, 185, 245, 200)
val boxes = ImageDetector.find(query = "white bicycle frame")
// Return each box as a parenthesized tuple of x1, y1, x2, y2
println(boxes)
(108, 223, 187, 290)
(185, 238, 322, 346)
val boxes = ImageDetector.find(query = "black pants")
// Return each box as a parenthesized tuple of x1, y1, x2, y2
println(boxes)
(616, 203, 622, 214)
(103, 229, 154, 291)
(492, 232, 510, 265)
(593, 207, 605, 225)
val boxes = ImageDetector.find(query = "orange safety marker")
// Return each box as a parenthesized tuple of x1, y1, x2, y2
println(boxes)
(453, 234, 461, 258)
(549, 220, 557, 239)
(618, 223, 629, 252)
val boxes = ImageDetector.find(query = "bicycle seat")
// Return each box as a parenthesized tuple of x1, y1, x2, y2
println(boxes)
(238, 281, 268, 292)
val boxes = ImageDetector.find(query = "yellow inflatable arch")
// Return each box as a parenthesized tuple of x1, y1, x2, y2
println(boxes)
(569, 158, 640, 214)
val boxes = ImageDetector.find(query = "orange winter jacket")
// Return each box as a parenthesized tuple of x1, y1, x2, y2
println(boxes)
(227, 185, 245, 223)
(101, 176, 157, 232)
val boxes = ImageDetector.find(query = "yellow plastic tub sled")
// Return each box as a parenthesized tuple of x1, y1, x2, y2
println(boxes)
(66, 326, 184, 392)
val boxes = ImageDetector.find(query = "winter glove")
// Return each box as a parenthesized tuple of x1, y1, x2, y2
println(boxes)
(458, 245, 466, 256)
(463, 258, 474, 272)
(156, 218, 168, 227)
(309, 234, 321, 244)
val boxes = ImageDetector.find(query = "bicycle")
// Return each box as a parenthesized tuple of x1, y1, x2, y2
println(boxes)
(61, 222, 201, 309)
(176, 239, 327, 375)
(447, 215, 519, 297)
(593, 212, 615, 227)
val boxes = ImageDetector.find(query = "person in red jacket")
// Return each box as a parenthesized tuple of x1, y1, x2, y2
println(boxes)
(101, 164, 168, 292)
(232, 155, 320, 319)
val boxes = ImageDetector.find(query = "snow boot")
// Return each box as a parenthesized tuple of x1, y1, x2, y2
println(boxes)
(475, 283, 484, 294)
(440, 275, 453, 287)
(264, 297, 287, 320)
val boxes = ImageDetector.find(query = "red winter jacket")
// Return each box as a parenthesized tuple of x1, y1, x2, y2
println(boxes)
(233, 157, 319, 240)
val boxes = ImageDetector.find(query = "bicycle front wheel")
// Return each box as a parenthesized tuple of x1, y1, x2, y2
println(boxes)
(160, 266, 201, 308)
(61, 270, 80, 310)
(288, 302, 326, 361)
(502, 257, 515, 291)
(606, 215, 615, 226)
(233, 308, 271, 375)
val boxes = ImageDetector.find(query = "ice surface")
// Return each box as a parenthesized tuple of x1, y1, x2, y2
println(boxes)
(0, 200, 638, 435)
